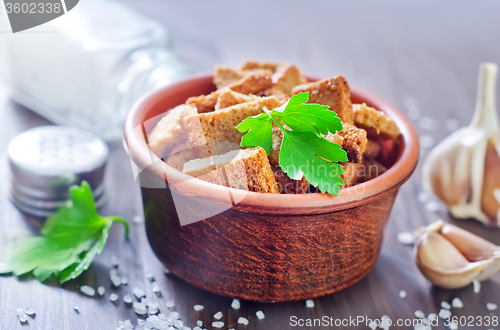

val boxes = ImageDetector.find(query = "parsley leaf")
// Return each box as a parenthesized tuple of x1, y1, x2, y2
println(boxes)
(236, 92, 348, 195)
(0, 181, 129, 283)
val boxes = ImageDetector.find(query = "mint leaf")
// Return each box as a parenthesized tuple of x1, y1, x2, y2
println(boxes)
(236, 93, 348, 196)
(0, 181, 129, 283)
(236, 112, 273, 154)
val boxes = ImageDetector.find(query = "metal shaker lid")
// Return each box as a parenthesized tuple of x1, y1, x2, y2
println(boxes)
(8, 126, 109, 217)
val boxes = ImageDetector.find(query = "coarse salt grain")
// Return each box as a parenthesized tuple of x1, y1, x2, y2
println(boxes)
(25, 308, 35, 316)
(98, 286, 105, 296)
(441, 301, 451, 310)
(414, 310, 425, 318)
(256, 310, 265, 320)
(449, 321, 458, 330)
(438, 309, 452, 319)
(110, 293, 119, 302)
(18, 312, 28, 324)
(397, 232, 416, 245)
(399, 290, 407, 299)
(420, 135, 434, 149)
(123, 294, 133, 304)
(487, 303, 498, 311)
(197, 320, 203, 326)
(231, 299, 241, 310)
(425, 200, 441, 213)
(73, 305, 79, 312)
(427, 313, 437, 321)
(111, 255, 119, 268)
(193, 304, 204, 311)
(132, 287, 145, 300)
(212, 321, 224, 328)
(452, 297, 463, 308)
(305, 299, 315, 308)
(163, 267, 171, 275)
(166, 300, 175, 308)
(153, 284, 161, 296)
(473, 279, 481, 293)
(146, 273, 155, 282)
(213, 311, 223, 320)
(80, 285, 96, 296)
(238, 317, 249, 325)
(121, 277, 128, 285)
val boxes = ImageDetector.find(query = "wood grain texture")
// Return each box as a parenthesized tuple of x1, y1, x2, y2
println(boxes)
(2, 0, 500, 329)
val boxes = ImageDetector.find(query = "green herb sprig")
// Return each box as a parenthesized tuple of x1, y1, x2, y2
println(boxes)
(236, 92, 348, 196)
(0, 181, 129, 283)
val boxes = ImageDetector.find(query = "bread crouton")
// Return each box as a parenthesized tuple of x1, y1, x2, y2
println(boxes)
(291, 76, 354, 124)
(215, 88, 259, 110)
(272, 165, 310, 194)
(186, 91, 218, 113)
(184, 96, 285, 152)
(360, 159, 387, 182)
(147, 104, 198, 158)
(183, 147, 279, 193)
(265, 64, 305, 96)
(353, 103, 400, 139)
(339, 162, 364, 188)
(325, 123, 367, 163)
(213, 65, 244, 89)
(241, 60, 280, 72)
(228, 70, 273, 95)
(364, 140, 381, 159)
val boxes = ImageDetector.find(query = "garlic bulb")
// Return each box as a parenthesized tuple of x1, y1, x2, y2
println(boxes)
(414, 220, 500, 289)
(423, 62, 500, 225)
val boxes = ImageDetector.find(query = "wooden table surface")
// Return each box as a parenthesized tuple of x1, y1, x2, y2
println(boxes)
(2, 1, 500, 329)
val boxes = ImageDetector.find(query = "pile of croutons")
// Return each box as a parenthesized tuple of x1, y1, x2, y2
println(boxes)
(147, 60, 400, 194)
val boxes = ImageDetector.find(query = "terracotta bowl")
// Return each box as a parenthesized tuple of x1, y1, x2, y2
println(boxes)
(123, 72, 419, 302)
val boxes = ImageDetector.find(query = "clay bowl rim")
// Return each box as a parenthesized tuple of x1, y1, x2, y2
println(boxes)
(124, 72, 420, 215)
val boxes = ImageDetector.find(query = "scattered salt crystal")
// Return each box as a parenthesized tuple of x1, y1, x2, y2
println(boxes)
(73, 305, 79, 312)
(452, 297, 463, 308)
(427, 313, 437, 321)
(135, 307, 148, 315)
(169, 311, 180, 320)
(146, 273, 155, 282)
(438, 309, 452, 319)
(80, 285, 96, 296)
(132, 287, 145, 300)
(213, 311, 223, 320)
(487, 303, 498, 311)
(110, 270, 122, 287)
(121, 277, 128, 285)
(173, 319, 183, 328)
(25, 308, 35, 316)
(18, 312, 28, 324)
(305, 299, 315, 308)
(445, 118, 460, 132)
(16, 308, 24, 315)
(231, 299, 240, 310)
(449, 321, 458, 330)
(397, 232, 416, 245)
(193, 327, 202, 330)
(425, 200, 441, 213)
(441, 301, 451, 310)
(111, 255, 119, 268)
(237, 317, 249, 325)
(399, 290, 407, 299)
(212, 321, 224, 328)
(132, 215, 143, 224)
(153, 284, 161, 296)
(197, 320, 203, 326)
(380, 315, 391, 330)
(147, 315, 161, 328)
(256, 310, 265, 320)
(98, 286, 105, 296)
(414, 325, 431, 330)
(166, 300, 175, 308)
(123, 294, 133, 304)
(414, 310, 425, 318)
(193, 304, 204, 311)
(110, 293, 119, 302)
(419, 117, 438, 131)
(119, 320, 133, 330)
(421, 318, 429, 325)
(368, 320, 378, 330)
(163, 267, 171, 275)
(148, 302, 159, 315)
(473, 279, 481, 293)
(420, 135, 434, 149)
(418, 192, 429, 203)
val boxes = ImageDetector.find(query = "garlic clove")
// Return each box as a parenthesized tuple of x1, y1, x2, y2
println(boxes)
(422, 62, 500, 225)
(415, 232, 489, 289)
(439, 223, 500, 262)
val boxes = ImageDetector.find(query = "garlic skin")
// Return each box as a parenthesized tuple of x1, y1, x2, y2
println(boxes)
(414, 220, 500, 289)
(423, 63, 500, 226)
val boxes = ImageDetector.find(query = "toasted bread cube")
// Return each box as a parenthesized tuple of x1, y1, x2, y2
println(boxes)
(268, 127, 283, 166)
(265, 64, 305, 96)
(360, 159, 388, 182)
(364, 140, 381, 159)
(272, 165, 310, 194)
(186, 91, 219, 113)
(184, 96, 285, 151)
(241, 60, 281, 72)
(325, 123, 367, 163)
(339, 162, 364, 188)
(147, 104, 198, 158)
(353, 103, 400, 139)
(183, 147, 279, 193)
(215, 88, 259, 110)
(291, 76, 354, 124)
(228, 70, 273, 95)
(213, 65, 245, 89)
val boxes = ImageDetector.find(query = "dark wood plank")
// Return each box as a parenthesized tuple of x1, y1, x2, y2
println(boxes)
(2, 1, 500, 329)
